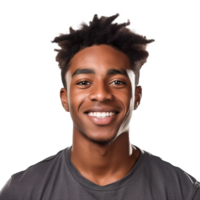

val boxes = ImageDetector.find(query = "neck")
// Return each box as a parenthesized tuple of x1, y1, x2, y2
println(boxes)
(70, 125, 140, 186)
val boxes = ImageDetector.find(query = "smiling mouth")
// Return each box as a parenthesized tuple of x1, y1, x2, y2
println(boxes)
(84, 111, 119, 125)
(84, 111, 119, 118)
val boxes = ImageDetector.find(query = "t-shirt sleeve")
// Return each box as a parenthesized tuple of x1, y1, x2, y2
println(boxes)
(0, 177, 18, 200)
(193, 188, 200, 200)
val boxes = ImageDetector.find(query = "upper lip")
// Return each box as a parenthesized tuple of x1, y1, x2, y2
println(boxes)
(84, 107, 120, 113)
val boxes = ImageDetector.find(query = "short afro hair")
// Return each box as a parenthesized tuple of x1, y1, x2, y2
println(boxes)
(52, 13, 154, 88)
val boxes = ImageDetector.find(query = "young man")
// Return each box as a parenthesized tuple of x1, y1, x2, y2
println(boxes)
(0, 14, 199, 200)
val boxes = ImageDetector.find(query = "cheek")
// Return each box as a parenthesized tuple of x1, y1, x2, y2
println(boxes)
(116, 89, 132, 110)
(69, 87, 87, 113)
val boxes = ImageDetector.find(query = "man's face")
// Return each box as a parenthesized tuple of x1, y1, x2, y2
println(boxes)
(61, 45, 140, 144)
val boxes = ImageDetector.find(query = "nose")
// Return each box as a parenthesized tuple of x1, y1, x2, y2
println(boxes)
(88, 80, 113, 102)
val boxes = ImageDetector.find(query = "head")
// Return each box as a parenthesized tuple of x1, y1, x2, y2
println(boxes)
(52, 14, 154, 146)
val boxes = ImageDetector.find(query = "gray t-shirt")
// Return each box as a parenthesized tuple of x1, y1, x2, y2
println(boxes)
(0, 145, 200, 200)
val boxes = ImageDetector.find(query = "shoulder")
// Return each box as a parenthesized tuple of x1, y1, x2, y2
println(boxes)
(140, 148, 200, 199)
(0, 148, 68, 200)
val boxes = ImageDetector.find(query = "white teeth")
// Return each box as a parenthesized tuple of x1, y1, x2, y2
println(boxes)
(87, 112, 116, 118)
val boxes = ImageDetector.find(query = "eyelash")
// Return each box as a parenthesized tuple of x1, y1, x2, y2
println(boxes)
(77, 80, 125, 86)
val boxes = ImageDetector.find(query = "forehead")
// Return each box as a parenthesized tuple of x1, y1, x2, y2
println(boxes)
(68, 44, 132, 75)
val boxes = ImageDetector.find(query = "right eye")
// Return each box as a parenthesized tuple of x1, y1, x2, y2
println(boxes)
(77, 81, 91, 85)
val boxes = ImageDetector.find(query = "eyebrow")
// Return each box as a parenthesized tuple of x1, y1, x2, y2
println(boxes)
(72, 68, 128, 77)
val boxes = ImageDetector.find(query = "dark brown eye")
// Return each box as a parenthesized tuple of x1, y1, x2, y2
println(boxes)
(77, 81, 90, 85)
(111, 80, 124, 85)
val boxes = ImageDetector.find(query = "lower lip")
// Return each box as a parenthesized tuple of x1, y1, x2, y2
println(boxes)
(84, 113, 118, 125)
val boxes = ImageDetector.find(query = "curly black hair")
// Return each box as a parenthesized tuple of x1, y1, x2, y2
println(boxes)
(52, 14, 154, 89)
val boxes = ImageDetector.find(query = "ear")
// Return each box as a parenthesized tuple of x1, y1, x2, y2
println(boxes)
(60, 88, 70, 112)
(134, 86, 142, 110)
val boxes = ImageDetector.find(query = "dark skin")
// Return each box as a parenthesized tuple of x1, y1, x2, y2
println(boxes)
(60, 44, 142, 186)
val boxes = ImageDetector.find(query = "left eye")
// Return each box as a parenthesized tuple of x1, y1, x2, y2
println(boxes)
(111, 80, 124, 85)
